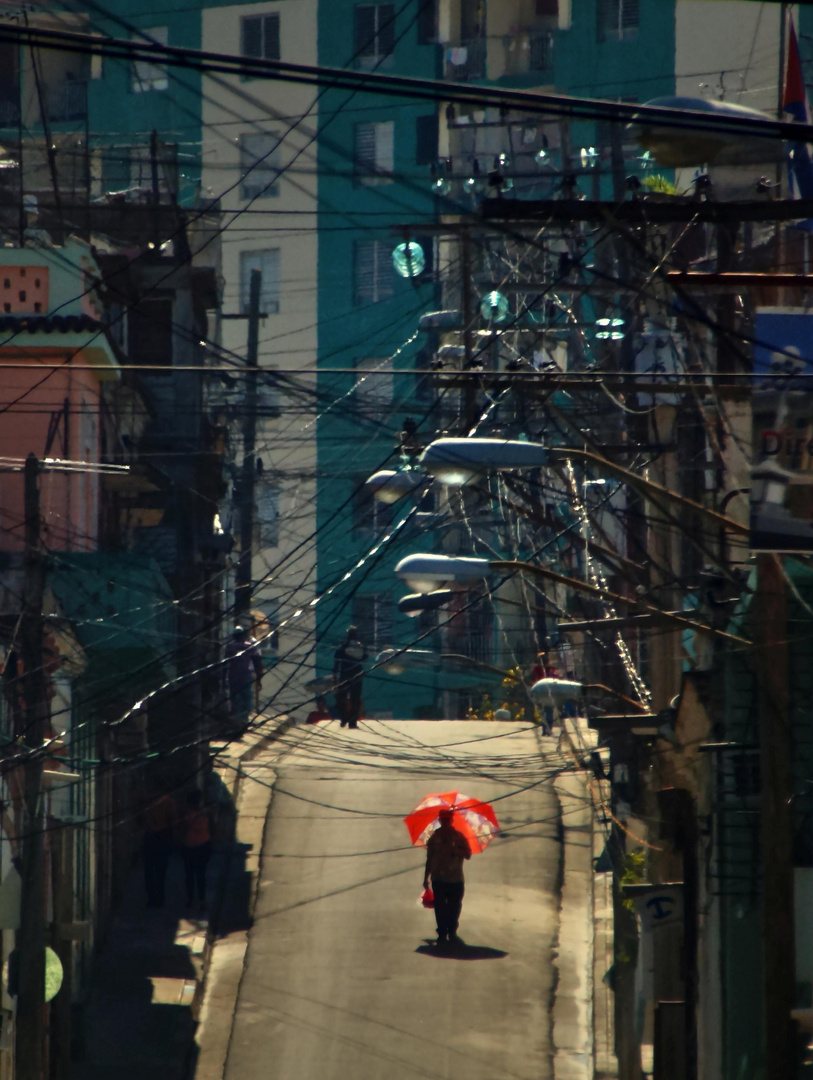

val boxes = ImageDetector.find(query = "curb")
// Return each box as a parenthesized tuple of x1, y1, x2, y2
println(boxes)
(189, 716, 292, 1033)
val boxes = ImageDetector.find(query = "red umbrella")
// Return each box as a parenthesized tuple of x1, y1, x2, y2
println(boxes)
(404, 790, 500, 854)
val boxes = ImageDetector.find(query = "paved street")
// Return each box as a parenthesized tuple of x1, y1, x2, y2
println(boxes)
(207, 719, 588, 1080)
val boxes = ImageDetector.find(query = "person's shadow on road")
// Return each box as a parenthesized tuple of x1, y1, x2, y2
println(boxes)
(416, 940, 507, 961)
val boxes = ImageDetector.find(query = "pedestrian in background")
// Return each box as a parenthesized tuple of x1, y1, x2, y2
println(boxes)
(333, 625, 367, 729)
(179, 789, 214, 910)
(139, 780, 176, 908)
(306, 696, 333, 724)
(224, 624, 263, 732)
(423, 807, 471, 945)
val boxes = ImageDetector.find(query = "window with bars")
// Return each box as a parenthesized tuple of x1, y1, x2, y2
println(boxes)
(354, 121, 394, 185)
(597, 0, 639, 41)
(354, 240, 393, 305)
(241, 13, 280, 60)
(352, 478, 396, 537)
(354, 4, 395, 67)
(240, 132, 280, 199)
(240, 249, 280, 314)
(256, 483, 280, 547)
(131, 26, 168, 92)
(352, 594, 394, 652)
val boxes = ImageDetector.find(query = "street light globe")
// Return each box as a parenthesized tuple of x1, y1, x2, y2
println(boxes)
(365, 469, 423, 504)
(392, 241, 426, 279)
(530, 677, 583, 701)
(480, 290, 510, 324)
(394, 553, 491, 593)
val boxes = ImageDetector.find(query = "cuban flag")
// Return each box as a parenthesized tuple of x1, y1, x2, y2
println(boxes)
(783, 16, 813, 200)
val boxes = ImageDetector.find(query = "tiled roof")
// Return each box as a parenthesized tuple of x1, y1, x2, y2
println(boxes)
(0, 314, 103, 335)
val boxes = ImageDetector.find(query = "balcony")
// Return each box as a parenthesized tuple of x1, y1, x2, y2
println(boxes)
(444, 37, 486, 81)
(45, 79, 87, 123)
(501, 28, 554, 78)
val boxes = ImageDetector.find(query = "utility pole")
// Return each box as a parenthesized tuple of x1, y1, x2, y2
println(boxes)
(756, 552, 795, 1080)
(235, 268, 261, 618)
(16, 454, 48, 1080)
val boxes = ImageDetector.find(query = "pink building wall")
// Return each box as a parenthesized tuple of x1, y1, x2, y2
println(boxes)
(0, 354, 103, 552)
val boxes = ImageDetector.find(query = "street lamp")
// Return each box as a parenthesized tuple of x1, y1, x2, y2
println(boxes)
(393, 553, 491, 593)
(417, 437, 748, 537)
(365, 469, 424, 504)
(398, 589, 454, 616)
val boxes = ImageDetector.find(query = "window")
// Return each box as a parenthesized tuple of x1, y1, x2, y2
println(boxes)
(352, 594, 394, 652)
(354, 356, 392, 408)
(240, 132, 280, 199)
(130, 142, 178, 200)
(598, 0, 639, 41)
(354, 121, 394, 185)
(240, 249, 280, 314)
(352, 481, 395, 537)
(417, 0, 438, 43)
(131, 26, 168, 92)
(257, 483, 279, 547)
(127, 296, 173, 370)
(354, 240, 393, 305)
(354, 4, 395, 67)
(415, 114, 438, 166)
(241, 13, 280, 60)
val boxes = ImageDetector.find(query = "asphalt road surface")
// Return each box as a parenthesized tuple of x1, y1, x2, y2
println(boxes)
(222, 719, 568, 1080)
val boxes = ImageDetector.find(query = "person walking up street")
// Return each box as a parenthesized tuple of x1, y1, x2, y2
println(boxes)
(333, 625, 367, 729)
(179, 789, 215, 910)
(139, 781, 176, 908)
(423, 808, 471, 945)
(224, 624, 263, 733)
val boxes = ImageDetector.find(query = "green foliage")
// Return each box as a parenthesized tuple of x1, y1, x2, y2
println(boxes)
(642, 174, 678, 195)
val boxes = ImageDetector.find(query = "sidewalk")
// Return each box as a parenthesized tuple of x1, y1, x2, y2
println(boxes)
(70, 723, 288, 1080)
(555, 715, 618, 1080)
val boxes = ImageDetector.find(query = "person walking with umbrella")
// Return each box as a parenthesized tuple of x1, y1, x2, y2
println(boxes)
(405, 790, 500, 946)
(332, 625, 367, 729)
(423, 808, 471, 945)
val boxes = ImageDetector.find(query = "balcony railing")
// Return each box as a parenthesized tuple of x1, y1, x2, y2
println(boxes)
(0, 98, 20, 126)
(445, 37, 486, 81)
(45, 79, 87, 123)
(528, 29, 554, 73)
(502, 28, 554, 77)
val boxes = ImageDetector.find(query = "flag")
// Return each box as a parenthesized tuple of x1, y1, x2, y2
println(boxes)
(783, 16, 813, 200)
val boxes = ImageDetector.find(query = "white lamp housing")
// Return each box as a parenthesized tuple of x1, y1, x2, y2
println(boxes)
(365, 469, 424, 504)
(530, 677, 583, 701)
(398, 590, 454, 617)
(419, 438, 549, 485)
(374, 648, 437, 675)
(394, 554, 491, 593)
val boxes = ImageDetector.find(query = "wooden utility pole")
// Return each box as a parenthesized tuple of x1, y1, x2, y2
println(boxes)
(16, 454, 48, 1079)
(756, 553, 796, 1080)
(235, 268, 261, 618)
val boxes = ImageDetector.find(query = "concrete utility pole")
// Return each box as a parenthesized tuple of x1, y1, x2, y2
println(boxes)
(756, 553, 795, 1080)
(235, 268, 261, 617)
(16, 454, 49, 1080)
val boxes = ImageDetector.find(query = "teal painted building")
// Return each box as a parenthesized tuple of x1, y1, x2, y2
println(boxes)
(312, 0, 677, 716)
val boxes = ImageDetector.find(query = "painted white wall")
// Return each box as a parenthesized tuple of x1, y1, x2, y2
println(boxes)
(202, 0, 319, 714)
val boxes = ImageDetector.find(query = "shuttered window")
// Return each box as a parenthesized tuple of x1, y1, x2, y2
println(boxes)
(354, 241, 393, 305)
(240, 132, 280, 199)
(598, 0, 639, 41)
(417, 0, 438, 44)
(240, 249, 280, 314)
(352, 594, 394, 651)
(354, 121, 394, 185)
(241, 13, 280, 60)
(354, 4, 395, 66)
